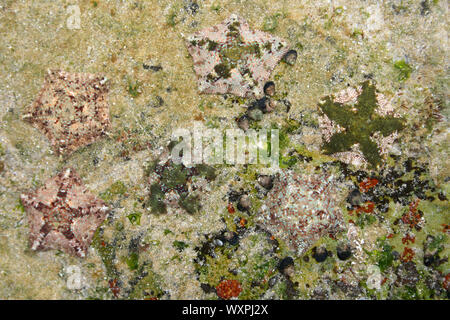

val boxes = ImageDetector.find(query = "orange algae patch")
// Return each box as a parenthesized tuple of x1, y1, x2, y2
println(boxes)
(359, 178, 379, 192)
(402, 199, 422, 229)
(109, 279, 120, 298)
(402, 234, 415, 245)
(444, 274, 450, 290)
(216, 280, 242, 300)
(401, 247, 415, 262)
(348, 201, 375, 215)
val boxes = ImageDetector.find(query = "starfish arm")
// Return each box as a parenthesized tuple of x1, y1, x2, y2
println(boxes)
(319, 97, 355, 128)
(359, 137, 382, 167)
(322, 131, 357, 154)
(369, 117, 404, 137)
(356, 81, 378, 117)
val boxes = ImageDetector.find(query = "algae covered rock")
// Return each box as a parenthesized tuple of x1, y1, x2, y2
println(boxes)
(318, 81, 404, 167)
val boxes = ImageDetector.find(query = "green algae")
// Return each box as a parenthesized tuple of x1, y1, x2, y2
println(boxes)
(196, 230, 279, 300)
(100, 180, 127, 202)
(147, 183, 167, 214)
(428, 234, 447, 252)
(197, 250, 236, 288)
(272, 119, 334, 168)
(109, 180, 127, 195)
(373, 238, 395, 272)
(179, 193, 201, 214)
(128, 268, 164, 300)
(394, 60, 413, 81)
(355, 212, 377, 229)
(160, 163, 187, 189)
(167, 12, 177, 27)
(173, 240, 189, 252)
(204, 28, 266, 81)
(92, 229, 118, 279)
(262, 13, 282, 32)
(127, 79, 142, 98)
(127, 211, 142, 225)
(145, 160, 216, 214)
(207, 40, 218, 51)
(210, 3, 221, 13)
(196, 163, 217, 180)
(126, 252, 139, 271)
(236, 235, 279, 299)
(213, 63, 232, 79)
(319, 81, 405, 167)
(276, 120, 301, 168)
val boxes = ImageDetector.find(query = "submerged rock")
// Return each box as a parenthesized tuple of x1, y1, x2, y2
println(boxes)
(336, 242, 352, 261)
(312, 246, 329, 263)
(283, 49, 298, 65)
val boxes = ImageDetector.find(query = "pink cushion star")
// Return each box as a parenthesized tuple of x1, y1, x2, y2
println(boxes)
(186, 14, 289, 98)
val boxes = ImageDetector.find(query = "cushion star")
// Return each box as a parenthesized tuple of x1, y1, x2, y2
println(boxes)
(258, 170, 344, 255)
(319, 81, 405, 167)
(185, 14, 290, 98)
(20, 168, 109, 257)
(23, 70, 110, 156)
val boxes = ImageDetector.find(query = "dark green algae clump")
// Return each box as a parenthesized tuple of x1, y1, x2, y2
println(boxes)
(144, 159, 216, 214)
(197, 20, 265, 82)
(318, 81, 405, 167)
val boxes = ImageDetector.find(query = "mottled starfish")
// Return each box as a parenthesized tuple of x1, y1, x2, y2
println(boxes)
(23, 70, 110, 156)
(319, 81, 404, 167)
(21, 168, 109, 257)
(186, 14, 289, 98)
(258, 170, 344, 255)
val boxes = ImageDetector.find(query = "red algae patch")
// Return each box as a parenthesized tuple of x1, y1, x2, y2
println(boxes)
(216, 279, 242, 300)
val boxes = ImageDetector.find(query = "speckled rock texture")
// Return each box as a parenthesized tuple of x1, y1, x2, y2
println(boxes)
(0, 0, 448, 300)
